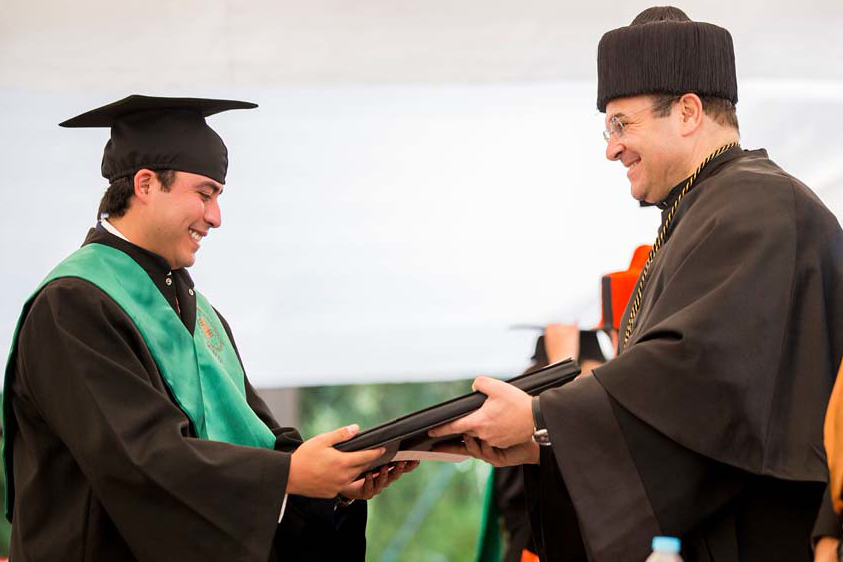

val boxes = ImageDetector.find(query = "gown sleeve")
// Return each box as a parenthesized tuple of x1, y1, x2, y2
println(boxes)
(530, 375, 661, 561)
(530, 373, 823, 562)
(15, 279, 290, 560)
(812, 485, 842, 546)
(217, 306, 368, 559)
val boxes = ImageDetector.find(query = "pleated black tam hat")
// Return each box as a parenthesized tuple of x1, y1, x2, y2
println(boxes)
(596, 6, 738, 112)
(60, 95, 257, 184)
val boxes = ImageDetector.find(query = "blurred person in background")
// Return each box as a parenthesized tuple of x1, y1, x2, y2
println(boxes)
(479, 327, 607, 562)
(478, 248, 646, 562)
(814, 360, 843, 562)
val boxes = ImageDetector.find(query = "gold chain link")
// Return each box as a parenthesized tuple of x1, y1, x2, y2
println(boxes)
(622, 142, 738, 349)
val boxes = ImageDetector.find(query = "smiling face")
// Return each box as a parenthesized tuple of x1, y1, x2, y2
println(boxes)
(140, 171, 223, 269)
(604, 95, 690, 204)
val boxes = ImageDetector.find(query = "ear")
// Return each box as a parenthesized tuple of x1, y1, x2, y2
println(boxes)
(133, 169, 156, 204)
(677, 93, 704, 136)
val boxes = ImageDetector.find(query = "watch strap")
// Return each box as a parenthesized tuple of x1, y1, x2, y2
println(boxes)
(532, 395, 546, 430)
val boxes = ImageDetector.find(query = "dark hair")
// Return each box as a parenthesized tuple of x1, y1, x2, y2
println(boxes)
(97, 169, 176, 220)
(650, 93, 739, 131)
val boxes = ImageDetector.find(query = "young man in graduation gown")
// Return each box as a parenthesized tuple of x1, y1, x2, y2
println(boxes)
(2, 95, 415, 561)
(432, 7, 843, 561)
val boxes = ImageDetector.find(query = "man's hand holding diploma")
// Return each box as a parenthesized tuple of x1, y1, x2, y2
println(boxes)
(428, 376, 540, 466)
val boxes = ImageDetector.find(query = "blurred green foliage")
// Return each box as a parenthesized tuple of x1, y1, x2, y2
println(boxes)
(299, 380, 490, 562)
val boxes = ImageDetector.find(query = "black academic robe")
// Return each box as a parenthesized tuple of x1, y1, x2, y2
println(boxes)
(812, 486, 842, 546)
(5, 226, 366, 561)
(525, 147, 843, 561)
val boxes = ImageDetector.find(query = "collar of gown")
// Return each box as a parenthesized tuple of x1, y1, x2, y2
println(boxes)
(89, 223, 195, 290)
(99, 218, 129, 241)
(651, 145, 746, 215)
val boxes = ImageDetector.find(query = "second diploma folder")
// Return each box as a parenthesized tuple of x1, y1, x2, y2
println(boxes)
(335, 358, 581, 469)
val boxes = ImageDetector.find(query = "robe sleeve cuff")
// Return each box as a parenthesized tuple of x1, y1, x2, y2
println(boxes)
(540, 374, 661, 561)
(813, 484, 843, 545)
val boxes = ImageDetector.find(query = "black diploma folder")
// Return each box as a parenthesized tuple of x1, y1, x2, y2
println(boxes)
(335, 359, 580, 469)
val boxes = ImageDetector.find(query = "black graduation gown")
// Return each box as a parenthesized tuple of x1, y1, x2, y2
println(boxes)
(5, 227, 366, 561)
(524, 148, 843, 561)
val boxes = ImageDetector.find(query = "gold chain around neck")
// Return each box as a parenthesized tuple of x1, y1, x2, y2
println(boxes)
(622, 142, 738, 349)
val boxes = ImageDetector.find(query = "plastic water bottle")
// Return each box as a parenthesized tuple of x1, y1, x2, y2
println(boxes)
(645, 536, 683, 561)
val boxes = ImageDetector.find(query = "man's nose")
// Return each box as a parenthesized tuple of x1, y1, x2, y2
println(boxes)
(205, 199, 222, 228)
(605, 135, 623, 161)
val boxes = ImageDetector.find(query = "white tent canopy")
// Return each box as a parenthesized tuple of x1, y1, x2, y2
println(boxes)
(2, 0, 842, 387)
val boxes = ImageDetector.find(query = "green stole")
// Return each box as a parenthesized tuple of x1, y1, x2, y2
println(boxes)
(3, 243, 276, 516)
(474, 469, 502, 562)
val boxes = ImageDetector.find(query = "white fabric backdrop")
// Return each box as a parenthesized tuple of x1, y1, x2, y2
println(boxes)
(1, 0, 841, 387)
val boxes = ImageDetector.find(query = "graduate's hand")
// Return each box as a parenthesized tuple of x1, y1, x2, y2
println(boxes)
(287, 424, 386, 499)
(340, 460, 420, 501)
(437, 437, 540, 467)
(428, 376, 533, 448)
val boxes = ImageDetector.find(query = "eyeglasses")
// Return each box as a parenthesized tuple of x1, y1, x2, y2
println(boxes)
(602, 102, 663, 143)
(602, 115, 629, 142)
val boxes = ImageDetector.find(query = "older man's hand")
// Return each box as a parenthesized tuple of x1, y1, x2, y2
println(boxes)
(437, 437, 539, 467)
(428, 376, 534, 448)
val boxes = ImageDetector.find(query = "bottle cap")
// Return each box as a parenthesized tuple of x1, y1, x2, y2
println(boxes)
(652, 536, 681, 553)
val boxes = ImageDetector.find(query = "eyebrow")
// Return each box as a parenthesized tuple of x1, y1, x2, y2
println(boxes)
(197, 181, 223, 195)
(608, 104, 653, 123)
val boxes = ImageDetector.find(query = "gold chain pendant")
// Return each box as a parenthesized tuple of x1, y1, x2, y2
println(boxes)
(622, 142, 738, 349)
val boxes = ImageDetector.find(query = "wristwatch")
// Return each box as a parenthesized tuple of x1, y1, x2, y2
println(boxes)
(335, 494, 355, 510)
(532, 396, 552, 446)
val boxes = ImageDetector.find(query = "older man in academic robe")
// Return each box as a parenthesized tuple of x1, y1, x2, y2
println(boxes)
(432, 7, 843, 561)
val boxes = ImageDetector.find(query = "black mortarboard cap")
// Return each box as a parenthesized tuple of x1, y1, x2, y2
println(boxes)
(596, 6, 738, 112)
(60, 95, 258, 184)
